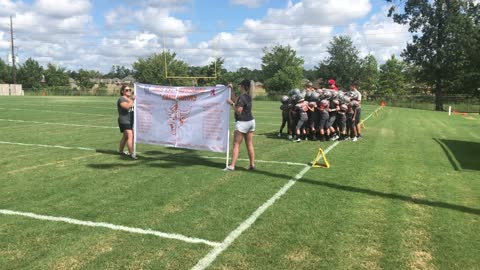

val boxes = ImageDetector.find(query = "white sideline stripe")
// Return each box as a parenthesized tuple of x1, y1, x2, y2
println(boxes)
(0, 209, 221, 247)
(0, 141, 306, 167)
(0, 107, 110, 117)
(0, 141, 95, 151)
(192, 142, 339, 270)
(200, 156, 306, 167)
(0, 118, 116, 129)
(192, 107, 382, 270)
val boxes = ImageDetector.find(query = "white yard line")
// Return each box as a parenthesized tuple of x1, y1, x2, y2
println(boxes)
(0, 107, 110, 117)
(200, 156, 306, 167)
(0, 118, 116, 129)
(0, 141, 96, 151)
(192, 107, 383, 270)
(192, 142, 339, 270)
(0, 141, 306, 167)
(0, 209, 220, 247)
(7, 153, 102, 174)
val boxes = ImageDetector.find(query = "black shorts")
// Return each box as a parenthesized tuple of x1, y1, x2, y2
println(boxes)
(346, 113, 354, 129)
(118, 122, 133, 133)
(309, 111, 319, 129)
(355, 108, 362, 125)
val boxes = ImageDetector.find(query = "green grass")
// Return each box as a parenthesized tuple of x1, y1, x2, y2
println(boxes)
(0, 96, 479, 269)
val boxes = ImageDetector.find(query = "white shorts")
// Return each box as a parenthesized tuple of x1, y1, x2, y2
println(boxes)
(235, 120, 255, 133)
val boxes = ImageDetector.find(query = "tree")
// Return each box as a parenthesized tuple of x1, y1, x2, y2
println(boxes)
(0, 58, 11, 83)
(133, 51, 190, 86)
(106, 65, 133, 79)
(17, 58, 44, 89)
(378, 55, 408, 95)
(316, 36, 362, 89)
(44, 63, 69, 86)
(387, 0, 480, 110)
(77, 69, 96, 90)
(261, 45, 304, 95)
(359, 54, 379, 93)
(192, 58, 228, 86)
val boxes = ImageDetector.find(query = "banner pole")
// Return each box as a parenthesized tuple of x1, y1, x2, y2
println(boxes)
(133, 83, 137, 157)
(226, 86, 232, 168)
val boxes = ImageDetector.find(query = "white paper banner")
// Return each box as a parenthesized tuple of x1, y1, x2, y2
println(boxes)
(134, 83, 230, 153)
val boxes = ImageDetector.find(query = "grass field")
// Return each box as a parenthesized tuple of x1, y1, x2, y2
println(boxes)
(0, 96, 479, 270)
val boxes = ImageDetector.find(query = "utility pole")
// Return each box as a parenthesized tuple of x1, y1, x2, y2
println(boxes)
(10, 15, 17, 84)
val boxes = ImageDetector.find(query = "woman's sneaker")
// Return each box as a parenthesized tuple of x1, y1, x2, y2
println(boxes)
(223, 166, 235, 171)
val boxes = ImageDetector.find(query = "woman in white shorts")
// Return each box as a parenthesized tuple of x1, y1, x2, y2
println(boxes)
(225, 79, 255, 171)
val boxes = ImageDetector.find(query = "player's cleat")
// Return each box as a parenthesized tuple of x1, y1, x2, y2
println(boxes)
(249, 166, 256, 171)
(352, 137, 358, 142)
(277, 133, 282, 137)
(296, 138, 301, 142)
(288, 135, 293, 140)
(130, 154, 138, 160)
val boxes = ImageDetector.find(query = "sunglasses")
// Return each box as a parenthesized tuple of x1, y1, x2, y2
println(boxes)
(125, 88, 132, 92)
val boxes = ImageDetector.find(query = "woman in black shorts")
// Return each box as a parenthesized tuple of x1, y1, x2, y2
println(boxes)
(225, 80, 255, 171)
(117, 85, 136, 159)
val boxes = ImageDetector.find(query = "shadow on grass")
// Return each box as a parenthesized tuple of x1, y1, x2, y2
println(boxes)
(245, 167, 480, 216)
(88, 147, 224, 170)
(256, 131, 285, 139)
(433, 138, 480, 171)
(91, 148, 480, 216)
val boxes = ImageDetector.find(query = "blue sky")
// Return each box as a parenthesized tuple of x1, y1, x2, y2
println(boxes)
(0, 0, 411, 73)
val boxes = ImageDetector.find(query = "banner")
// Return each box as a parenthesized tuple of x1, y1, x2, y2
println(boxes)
(134, 83, 230, 153)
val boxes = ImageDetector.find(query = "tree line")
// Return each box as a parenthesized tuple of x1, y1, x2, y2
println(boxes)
(0, 0, 478, 110)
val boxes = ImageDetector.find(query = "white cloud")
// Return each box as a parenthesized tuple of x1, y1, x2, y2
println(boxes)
(265, 0, 371, 25)
(230, 0, 266, 8)
(0, 0, 414, 73)
(34, 0, 91, 18)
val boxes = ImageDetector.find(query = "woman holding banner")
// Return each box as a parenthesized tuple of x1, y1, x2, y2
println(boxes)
(225, 80, 255, 171)
(117, 85, 137, 159)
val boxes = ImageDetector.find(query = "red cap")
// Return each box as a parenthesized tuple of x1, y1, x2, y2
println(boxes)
(328, 79, 336, 85)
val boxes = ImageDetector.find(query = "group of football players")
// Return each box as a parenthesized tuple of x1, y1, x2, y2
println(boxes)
(278, 80, 363, 142)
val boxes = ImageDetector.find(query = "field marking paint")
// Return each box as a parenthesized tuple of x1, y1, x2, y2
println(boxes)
(0, 118, 116, 129)
(0, 141, 95, 151)
(0, 141, 305, 167)
(7, 153, 102, 174)
(0, 107, 110, 117)
(0, 123, 49, 130)
(200, 156, 306, 167)
(192, 142, 339, 270)
(192, 107, 383, 270)
(0, 209, 220, 247)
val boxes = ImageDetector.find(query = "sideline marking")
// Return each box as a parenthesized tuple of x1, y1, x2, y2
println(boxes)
(192, 142, 339, 270)
(0, 118, 116, 129)
(0, 107, 110, 117)
(0, 141, 95, 151)
(7, 153, 101, 174)
(200, 156, 306, 167)
(192, 107, 383, 270)
(0, 141, 306, 167)
(0, 209, 221, 247)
